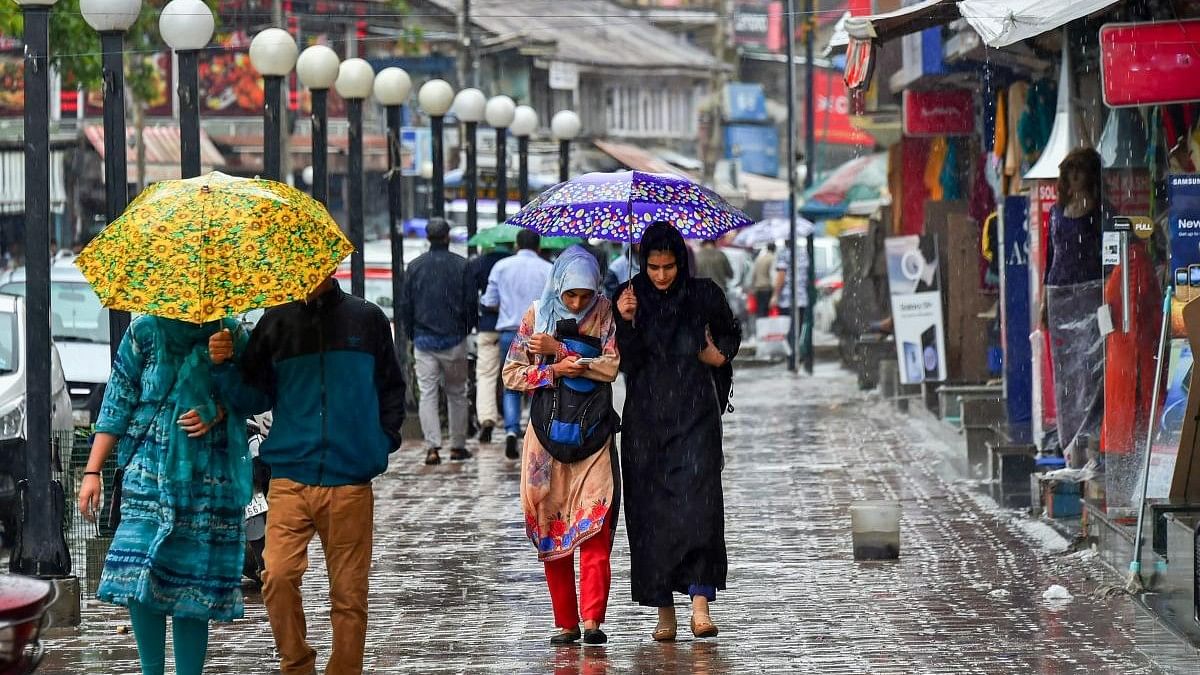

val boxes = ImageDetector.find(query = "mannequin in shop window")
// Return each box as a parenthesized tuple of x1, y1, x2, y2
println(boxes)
(1038, 147, 1106, 468)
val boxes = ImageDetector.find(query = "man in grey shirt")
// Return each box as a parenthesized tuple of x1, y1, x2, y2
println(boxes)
(481, 229, 552, 459)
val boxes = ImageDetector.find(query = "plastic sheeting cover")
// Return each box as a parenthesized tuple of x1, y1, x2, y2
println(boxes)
(957, 0, 1121, 48)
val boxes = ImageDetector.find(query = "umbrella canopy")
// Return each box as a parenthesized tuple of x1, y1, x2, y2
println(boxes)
(77, 171, 353, 324)
(800, 153, 887, 219)
(466, 224, 581, 251)
(506, 170, 753, 242)
(732, 217, 814, 248)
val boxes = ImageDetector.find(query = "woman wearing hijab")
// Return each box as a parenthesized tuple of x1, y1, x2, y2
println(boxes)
(77, 316, 252, 675)
(615, 222, 741, 641)
(503, 245, 621, 646)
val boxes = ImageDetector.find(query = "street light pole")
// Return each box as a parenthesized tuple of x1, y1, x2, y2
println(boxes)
(453, 88, 485, 257)
(419, 79, 456, 221)
(486, 95, 515, 223)
(336, 58, 375, 298)
(82, 0, 141, 358)
(374, 67, 412, 342)
(511, 105, 538, 206)
(161, 0, 215, 179)
(803, 0, 817, 375)
(785, 0, 798, 373)
(551, 110, 581, 184)
(10, 0, 63, 578)
(249, 29, 299, 183)
(296, 45, 341, 207)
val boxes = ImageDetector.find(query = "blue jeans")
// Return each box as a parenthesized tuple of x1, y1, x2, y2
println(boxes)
(498, 330, 523, 435)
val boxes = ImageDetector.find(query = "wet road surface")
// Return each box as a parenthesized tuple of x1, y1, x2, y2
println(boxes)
(37, 363, 1198, 673)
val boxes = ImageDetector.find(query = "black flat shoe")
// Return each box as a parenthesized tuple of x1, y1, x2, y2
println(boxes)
(505, 434, 519, 459)
(424, 448, 441, 466)
(450, 447, 472, 461)
(479, 424, 494, 444)
(550, 627, 581, 646)
(583, 628, 607, 645)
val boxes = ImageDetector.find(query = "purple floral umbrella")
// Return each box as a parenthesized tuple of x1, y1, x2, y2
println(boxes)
(505, 170, 754, 243)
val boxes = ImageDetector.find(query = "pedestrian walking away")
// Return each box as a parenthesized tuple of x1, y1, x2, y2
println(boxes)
(693, 239, 734, 290)
(504, 245, 621, 646)
(615, 222, 741, 642)
(752, 243, 777, 318)
(400, 218, 478, 465)
(482, 229, 553, 459)
(209, 277, 406, 675)
(771, 241, 809, 343)
(469, 242, 514, 444)
(77, 316, 252, 675)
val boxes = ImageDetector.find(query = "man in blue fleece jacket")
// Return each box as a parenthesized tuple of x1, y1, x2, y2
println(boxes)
(208, 277, 405, 675)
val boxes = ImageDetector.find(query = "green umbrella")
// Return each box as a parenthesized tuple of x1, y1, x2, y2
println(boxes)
(468, 224, 581, 251)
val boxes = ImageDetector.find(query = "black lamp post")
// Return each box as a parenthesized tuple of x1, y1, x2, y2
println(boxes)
(374, 67, 412, 341)
(160, 0, 215, 179)
(81, 0, 141, 358)
(335, 58, 375, 298)
(296, 45, 341, 206)
(249, 29, 299, 182)
(510, 105, 538, 206)
(418, 79, 456, 220)
(486, 96, 516, 223)
(10, 0, 63, 577)
(454, 88, 485, 256)
(551, 110, 581, 183)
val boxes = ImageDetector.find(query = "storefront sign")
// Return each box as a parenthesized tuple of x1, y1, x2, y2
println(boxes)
(399, 126, 429, 177)
(812, 68, 876, 146)
(1101, 20, 1200, 107)
(724, 124, 779, 177)
(1001, 196, 1032, 426)
(548, 61, 578, 91)
(902, 89, 974, 137)
(734, 0, 772, 49)
(723, 83, 768, 123)
(886, 235, 948, 385)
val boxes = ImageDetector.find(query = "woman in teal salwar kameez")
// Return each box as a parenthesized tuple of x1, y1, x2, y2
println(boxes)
(78, 316, 252, 675)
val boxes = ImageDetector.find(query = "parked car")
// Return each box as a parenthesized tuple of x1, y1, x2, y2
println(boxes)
(0, 294, 78, 547)
(0, 258, 109, 425)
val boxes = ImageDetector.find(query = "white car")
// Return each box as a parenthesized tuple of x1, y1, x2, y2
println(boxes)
(0, 257, 111, 425)
(0, 294, 77, 542)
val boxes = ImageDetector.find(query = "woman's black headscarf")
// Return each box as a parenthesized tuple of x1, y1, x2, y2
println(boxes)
(632, 222, 701, 354)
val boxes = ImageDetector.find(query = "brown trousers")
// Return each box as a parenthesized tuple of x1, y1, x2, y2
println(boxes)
(262, 478, 374, 675)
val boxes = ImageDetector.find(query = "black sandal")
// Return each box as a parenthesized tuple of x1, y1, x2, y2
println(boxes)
(424, 448, 441, 465)
(550, 627, 581, 646)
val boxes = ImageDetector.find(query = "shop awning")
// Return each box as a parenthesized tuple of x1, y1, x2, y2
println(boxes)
(958, 0, 1121, 48)
(84, 124, 225, 184)
(593, 139, 695, 178)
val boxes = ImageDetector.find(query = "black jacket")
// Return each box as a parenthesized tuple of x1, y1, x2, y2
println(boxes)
(215, 282, 407, 486)
(399, 246, 477, 340)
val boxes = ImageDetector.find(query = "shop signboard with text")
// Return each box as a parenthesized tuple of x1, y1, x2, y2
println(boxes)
(902, 89, 974, 137)
(886, 235, 947, 385)
(724, 124, 779, 177)
(1101, 20, 1200, 107)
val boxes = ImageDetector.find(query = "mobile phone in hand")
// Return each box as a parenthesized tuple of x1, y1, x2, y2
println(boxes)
(573, 357, 596, 366)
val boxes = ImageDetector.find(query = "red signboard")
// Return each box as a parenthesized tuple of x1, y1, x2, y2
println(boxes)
(1101, 20, 1200, 108)
(902, 89, 974, 137)
(811, 68, 875, 147)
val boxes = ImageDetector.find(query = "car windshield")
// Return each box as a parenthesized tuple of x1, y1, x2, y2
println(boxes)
(0, 310, 16, 374)
(0, 281, 110, 344)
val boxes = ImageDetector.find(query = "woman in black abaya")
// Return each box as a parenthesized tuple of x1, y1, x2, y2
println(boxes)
(614, 222, 741, 641)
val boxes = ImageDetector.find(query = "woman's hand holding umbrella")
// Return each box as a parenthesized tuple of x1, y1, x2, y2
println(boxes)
(208, 329, 234, 365)
(618, 287, 637, 323)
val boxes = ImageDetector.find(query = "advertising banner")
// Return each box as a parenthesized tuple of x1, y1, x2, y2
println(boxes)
(1001, 196, 1032, 426)
(399, 126, 430, 177)
(902, 89, 974, 137)
(1145, 339, 1192, 499)
(724, 124, 779, 177)
(1169, 175, 1200, 337)
(886, 235, 948, 385)
(1101, 20, 1200, 108)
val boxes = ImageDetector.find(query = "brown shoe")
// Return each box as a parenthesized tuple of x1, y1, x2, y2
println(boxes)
(690, 611, 719, 638)
(652, 619, 677, 642)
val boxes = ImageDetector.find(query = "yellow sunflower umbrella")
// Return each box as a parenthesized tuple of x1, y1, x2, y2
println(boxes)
(77, 172, 354, 324)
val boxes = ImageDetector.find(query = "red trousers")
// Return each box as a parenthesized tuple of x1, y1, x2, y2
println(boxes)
(544, 522, 612, 629)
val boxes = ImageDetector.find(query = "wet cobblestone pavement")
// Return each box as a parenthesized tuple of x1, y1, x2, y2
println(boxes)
(36, 363, 1200, 673)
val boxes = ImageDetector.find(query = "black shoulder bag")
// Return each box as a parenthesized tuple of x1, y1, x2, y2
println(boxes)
(529, 321, 620, 464)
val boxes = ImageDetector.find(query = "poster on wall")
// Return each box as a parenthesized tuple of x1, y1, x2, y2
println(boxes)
(1169, 175, 1200, 337)
(0, 54, 23, 116)
(886, 235, 948, 385)
(1144, 339, 1193, 499)
(198, 33, 266, 116)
